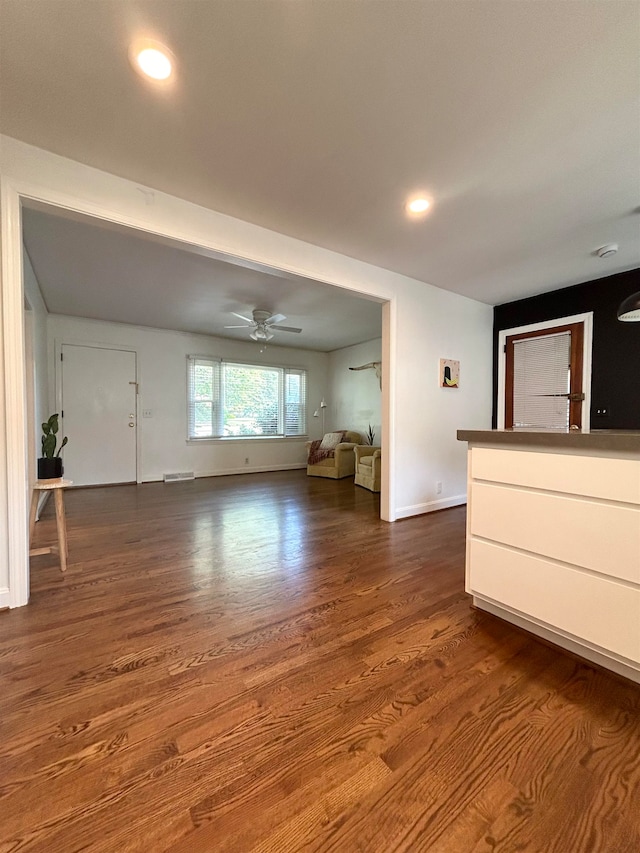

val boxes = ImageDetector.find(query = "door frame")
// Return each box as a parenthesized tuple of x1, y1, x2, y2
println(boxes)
(56, 339, 141, 485)
(497, 312, 593, 430)
(23, 300, 36, 488)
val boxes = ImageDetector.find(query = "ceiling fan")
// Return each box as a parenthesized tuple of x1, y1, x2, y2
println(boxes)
(224, 308, 302, 341)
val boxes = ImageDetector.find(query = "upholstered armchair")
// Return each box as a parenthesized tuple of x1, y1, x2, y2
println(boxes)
(354, 446, 381, 492)
(306, 431, 363, 479)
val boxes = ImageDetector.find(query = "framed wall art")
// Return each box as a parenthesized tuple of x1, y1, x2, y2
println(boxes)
(440, 358, 460, 388)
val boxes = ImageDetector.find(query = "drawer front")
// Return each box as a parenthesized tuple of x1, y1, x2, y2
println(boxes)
(470, 482, 640, 583)
(471, 447, 640, 504)
(468, 538, 640, 664)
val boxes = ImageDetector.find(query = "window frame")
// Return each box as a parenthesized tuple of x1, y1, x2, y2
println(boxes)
(186, 355, 308, 441)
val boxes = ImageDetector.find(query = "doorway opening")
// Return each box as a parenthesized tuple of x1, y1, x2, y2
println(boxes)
(4, 189, 394, 608)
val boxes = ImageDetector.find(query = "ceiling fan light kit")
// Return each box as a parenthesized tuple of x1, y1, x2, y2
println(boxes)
(250, 327, 273, 342)
(224, 308, 303, 343)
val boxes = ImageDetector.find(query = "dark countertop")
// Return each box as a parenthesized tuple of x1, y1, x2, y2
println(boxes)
(457, 428, 640, 453)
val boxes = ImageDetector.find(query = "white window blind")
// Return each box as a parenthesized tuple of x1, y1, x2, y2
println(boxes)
(285, 369, 306, 437)
(188, 356, 222, 438)
(187, 356, 307, 439)
(512, 332, 571, 429)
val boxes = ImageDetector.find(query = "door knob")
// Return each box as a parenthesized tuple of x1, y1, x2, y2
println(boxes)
(128, 422, 135, 427)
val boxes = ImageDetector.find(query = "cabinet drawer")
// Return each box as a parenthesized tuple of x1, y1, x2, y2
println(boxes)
(471, 447, 640, 504)
(470, 482, 640, 583)
(468, 538, 640, 664)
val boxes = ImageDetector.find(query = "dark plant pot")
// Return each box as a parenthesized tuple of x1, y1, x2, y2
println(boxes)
(38, 457, 63, 480)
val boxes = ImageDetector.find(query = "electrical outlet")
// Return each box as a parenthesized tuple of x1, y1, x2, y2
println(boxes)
(245, 457, 250, 465)
(594, 406, 610, 418)
(142, 409, 152, 418)
(436, 481, 442, 495)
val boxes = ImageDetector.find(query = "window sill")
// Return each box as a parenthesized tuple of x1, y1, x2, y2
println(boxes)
(187, 435, 309, 445)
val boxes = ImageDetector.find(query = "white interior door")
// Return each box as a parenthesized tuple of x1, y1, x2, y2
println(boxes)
(61, 344, 137, 486)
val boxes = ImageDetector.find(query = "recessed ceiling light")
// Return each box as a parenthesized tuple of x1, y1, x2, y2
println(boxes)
(129, 39, 175, 82)
(137, 48, 172, 80)
(406, 197, 431, 215)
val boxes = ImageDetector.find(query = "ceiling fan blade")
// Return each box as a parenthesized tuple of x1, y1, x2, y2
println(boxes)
(270, 325, 302, 333)
(231, 312, 254, 323)
(224, 324, 251, 328)
(265, 313, 287, 325)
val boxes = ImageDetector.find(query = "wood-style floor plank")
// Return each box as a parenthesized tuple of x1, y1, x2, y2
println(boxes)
(1, 471, 639, 852)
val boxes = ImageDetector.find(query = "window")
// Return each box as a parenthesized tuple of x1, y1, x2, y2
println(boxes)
(187, 356, 307, 439)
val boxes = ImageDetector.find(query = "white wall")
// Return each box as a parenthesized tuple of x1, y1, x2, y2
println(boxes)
(23, 249, 50, 474)
(1, 137, 494, 605)
(48, 315, 329, 482)
(393, 279, 493, 517)
(0, 319, 6, 605)
(328, 339, 381, 443)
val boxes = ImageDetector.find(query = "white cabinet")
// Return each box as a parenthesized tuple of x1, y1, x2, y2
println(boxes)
(461, 438, 640, 684)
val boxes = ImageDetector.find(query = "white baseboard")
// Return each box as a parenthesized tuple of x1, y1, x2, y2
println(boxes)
(395, 494, 467, 520)
(197, 463, 307, 477)
(0, 587, 11, 610)
(143, 463, 307, 482)
(475, 598, 640, 685)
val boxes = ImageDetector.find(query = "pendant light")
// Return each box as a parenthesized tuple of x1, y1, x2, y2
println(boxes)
(594, 243, 640, 322)
(617, 292, 640, 322)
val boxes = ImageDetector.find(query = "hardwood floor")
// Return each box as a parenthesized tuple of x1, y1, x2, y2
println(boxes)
(2, 471, 639, 853)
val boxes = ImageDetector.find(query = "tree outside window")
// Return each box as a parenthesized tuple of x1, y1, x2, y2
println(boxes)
(187, 357, 306, 439)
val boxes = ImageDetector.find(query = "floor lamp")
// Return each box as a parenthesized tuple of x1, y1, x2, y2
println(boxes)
(313, 398, 327, 433)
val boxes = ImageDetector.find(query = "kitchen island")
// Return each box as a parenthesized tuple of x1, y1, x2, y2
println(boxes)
(457, 429, 640, 683)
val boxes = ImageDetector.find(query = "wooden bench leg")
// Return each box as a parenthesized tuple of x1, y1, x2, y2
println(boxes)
(54, 488, 69, 572)
(29, 489, 39, 545)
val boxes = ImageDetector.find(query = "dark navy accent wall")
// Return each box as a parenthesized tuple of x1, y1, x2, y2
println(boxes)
(493, 268, 640, 429)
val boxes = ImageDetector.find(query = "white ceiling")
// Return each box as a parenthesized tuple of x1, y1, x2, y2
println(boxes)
(21, 205, 383, 352)
(2, 0, 639, 308)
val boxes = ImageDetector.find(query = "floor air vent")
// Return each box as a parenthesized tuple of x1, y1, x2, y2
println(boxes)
(163, 472, 195, 483)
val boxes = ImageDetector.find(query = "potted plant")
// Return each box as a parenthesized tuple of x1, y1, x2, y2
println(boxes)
(366, 424, 376, 446)
(38, 413, 68, 479)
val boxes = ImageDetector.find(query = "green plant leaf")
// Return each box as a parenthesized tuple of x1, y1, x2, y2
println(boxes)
(42, 433, 56, 458)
